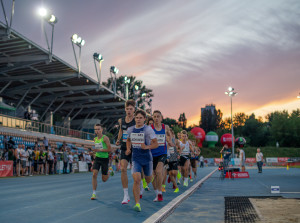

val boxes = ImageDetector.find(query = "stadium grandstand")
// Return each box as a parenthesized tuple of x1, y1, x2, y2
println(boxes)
(0, 18, 128, 157)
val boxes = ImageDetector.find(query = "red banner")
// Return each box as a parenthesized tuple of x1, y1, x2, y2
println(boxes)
(225, 171, 249, 178)
(214, 158, 222, 164)
(0, 161, 13, 177)
(245, 158, 256, 163)
(278, 157, 289, 162)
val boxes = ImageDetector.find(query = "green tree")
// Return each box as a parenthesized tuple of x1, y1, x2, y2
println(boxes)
(102, 75, 154, 109)
(163, 117, 177, 127)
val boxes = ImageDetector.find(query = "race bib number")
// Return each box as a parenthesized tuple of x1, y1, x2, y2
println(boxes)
(156, 134, 166, 146)
(169, 147, 175, 154)
(131, 133, 144, 148)
(182, 144, 190, 155)
(122, 130, 128, 142)
(95, 143, 103, 150)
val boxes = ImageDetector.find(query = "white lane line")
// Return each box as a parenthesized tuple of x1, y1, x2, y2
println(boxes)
(144, 168, 218, 223)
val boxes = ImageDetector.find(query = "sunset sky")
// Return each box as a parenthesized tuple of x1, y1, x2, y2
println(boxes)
(2, 0, 300, 126)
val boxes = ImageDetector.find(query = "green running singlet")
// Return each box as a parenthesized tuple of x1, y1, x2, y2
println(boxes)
(94, 135, 108, 158)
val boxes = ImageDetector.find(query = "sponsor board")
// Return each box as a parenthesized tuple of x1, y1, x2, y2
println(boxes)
(0, 161, 13, 177)
(271, 186, 280, 193)
(278, 157, 289, 162)
(246, 158, 256, 163)
(79, 161, 88, 172)
(266, 157, 278, 163)
(225, 171, 249, 178)
(214, 158, 222, 164)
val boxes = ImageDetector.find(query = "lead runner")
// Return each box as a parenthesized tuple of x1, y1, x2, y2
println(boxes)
(126, 110, 158, 212)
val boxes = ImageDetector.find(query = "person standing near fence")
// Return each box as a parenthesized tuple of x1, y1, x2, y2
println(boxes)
(68, 152, 74, 174)
(256, 148, 263, 173)
(63, 148, 69, 174)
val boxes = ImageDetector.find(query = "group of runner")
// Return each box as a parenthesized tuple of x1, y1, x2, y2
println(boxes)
(90, 100, 201, 212)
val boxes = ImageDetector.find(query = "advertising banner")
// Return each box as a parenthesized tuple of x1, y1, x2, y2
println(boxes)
(73, 162, 79, 173)
(214, 158, 222, 164)
(0, 161, 13, 177)
(278, 157, 289, 162)
(245, 158, 256, 163)
(79, 161, 88, 172)
(225, 171, 249, 178)
(266, 158, 278, 163)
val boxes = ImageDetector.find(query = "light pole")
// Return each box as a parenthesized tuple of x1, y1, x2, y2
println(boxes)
(124, 76, 130, 100)
(297, 93, 300, 99)
(225, 86, 237, 158)
(71, 34, 85, 77)
(110, 66, 119, 96)
(37, 7, 58, 62)
(93, 53, 104, 88)
(134, 84, 139, 108)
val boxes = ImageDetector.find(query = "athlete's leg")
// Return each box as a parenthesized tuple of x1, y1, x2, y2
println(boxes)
(132, 172, 141, 204)
(92, 169, 99, 191)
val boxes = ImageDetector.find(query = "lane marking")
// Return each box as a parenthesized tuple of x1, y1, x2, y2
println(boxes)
(144, 168, 218, 223)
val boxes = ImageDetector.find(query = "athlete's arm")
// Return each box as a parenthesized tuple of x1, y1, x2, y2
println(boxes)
(115, 118, 122, 146)
(101, 136, 112, 153)
(141, 138, 158, 150)
(125, 137, 132, 155)
(165, 125, 174, 147)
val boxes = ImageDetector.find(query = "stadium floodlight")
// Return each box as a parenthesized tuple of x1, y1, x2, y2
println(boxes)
(134, 85, 139, 91)
(110, 66, 119, 74)
(71, 34, 85, 76)
(124, 76, 130, 100)
(93, 53, 104, 87)
(37, 7, 57, 62)
(93, 53, 104, 62)
(38, 7, 47, 17)
(297, 93, 300, 99)
(110, 66, 119, 96)
(141, 93, 147, 97)
(225, 86, 238, 158)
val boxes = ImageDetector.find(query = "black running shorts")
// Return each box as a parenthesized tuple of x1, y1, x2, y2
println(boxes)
(92, 157, 109, 175)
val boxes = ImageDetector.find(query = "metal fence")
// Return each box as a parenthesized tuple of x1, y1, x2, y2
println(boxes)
(0, 114, 95, 140)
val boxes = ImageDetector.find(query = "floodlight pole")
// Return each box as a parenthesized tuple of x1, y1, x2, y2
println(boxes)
(0, 0, 15, 38)
(230, 96, 234, 158)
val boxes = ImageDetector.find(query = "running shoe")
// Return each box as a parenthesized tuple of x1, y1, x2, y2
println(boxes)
(140, 195, 142, 199)
(183, 181, 188, 187)
(158, 194, 163, 202)
(162, 187, 166, 193)
(167, 176, 171, 183)
(142, 178, 147, 188)
(177, 180, 181, 185)
(177, 172, 182, 180)
(145, 186, 150, 191)
(190, 178, 193, 182)
(122, 197, 130, 204)
(174, 188, 179, 193)
(133, 203, 141, 212)
(91, 194, 96, 200)
(153, 196, 158, 202)
(173, 184, 176, 189)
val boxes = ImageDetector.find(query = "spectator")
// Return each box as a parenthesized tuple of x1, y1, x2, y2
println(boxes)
(39, 147, 45, 175)
(43, 147, 49, 175)
(220, 144, 232, 175)
(63, 148, 69, 174)
(20, 144, 28, 176)
(52, 147, 57, 174)
(27, 147, 33, 176)
(33, 145, 40, 175)
(3, 135, 8, 151)
(48, 148, 54, 175)
(14, 144, 21, 177)
(200, 155, 204, 168)
(8, 147, 14, 161)
(8, 137, 15, 149)
(68, 152, 73, 174)
(73, 151, 79, 162)
(237, 147, 246, 172)
(43, 137, 49, 150)
(85, 152, 92, 172)
(256, 148, 264, 173)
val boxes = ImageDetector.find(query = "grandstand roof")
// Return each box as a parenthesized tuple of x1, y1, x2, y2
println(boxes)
(0, 22, 125, 130)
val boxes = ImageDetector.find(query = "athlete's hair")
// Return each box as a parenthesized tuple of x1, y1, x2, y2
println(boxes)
(153, 110, 162, 116)
(125, 99, 136, 108)
(94, 123, 102, 128)
(181, 130, 187, 135)
(147, 117, 154, 125)
(135, 110, 146, 118)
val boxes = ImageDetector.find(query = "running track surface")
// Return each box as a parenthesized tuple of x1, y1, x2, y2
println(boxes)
(1, 167, 299, 223)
